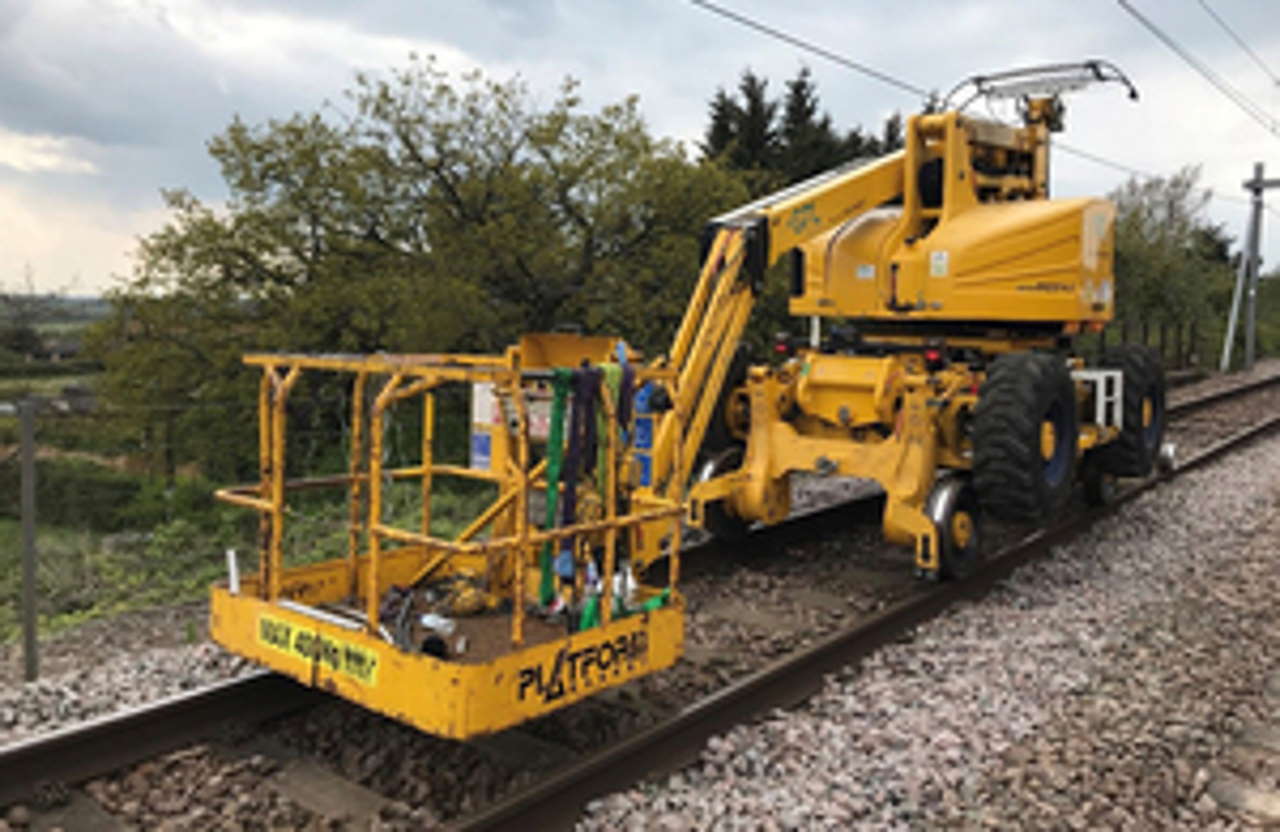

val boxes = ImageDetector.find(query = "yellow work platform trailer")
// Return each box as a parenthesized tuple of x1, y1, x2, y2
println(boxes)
(211, 338, 686, 738)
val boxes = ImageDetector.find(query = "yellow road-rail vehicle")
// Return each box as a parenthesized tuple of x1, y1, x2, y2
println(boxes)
(211, 62, 1166, 738)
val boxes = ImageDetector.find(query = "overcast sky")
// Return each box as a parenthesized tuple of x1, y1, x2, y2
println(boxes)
(2, 0, 1278, 296)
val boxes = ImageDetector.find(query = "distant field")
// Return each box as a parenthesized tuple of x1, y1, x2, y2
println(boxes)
(0, 373, 97, 401)
(33, 320, 89, 337)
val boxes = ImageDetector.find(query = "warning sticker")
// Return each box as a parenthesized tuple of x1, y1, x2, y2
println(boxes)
(929, 250, 950, 277)
(258, 614, 380, 686)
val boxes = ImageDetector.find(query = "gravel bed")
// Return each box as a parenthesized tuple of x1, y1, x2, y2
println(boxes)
(0, 602, 211, 687)
(579, 430, 1280, 830)
(1, 362, 1273, 824)
(0, 641, 251, 746)
(248, 503, 922, 823)
(84, 747, 326, 832)
(1167, 386, 1280, 456)
(1168, 357, 1280, 407)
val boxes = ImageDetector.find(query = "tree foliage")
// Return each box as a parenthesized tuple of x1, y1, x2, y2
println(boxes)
(1108, 167, 1235, 357)
(1, 266, 61, 361)
(702, 67, 904, 193)
(88, 56, 748, 479)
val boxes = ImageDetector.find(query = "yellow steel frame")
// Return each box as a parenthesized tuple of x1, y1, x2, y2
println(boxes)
(211, 342, 687, 738)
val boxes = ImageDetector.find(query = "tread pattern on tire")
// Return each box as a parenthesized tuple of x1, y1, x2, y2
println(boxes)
(1098, 344, 1166, 477)
(972, 351, 1079, 524)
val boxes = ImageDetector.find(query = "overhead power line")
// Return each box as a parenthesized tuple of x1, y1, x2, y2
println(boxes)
(1056, 141, 1280, 220)
(1196, 0, 1280, 88)
(690, 1, 1273, 219)
(689, 0, 929, 98)
(1055, 142, 1158, 180)
(1116, 0, 1280, 139)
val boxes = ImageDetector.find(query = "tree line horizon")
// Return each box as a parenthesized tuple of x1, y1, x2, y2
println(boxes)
(3, 57, 1254, 482)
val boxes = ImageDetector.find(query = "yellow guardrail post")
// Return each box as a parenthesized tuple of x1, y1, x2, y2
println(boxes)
(348, 371, 367, 599)
(509, 374, 530, 646)
(421, 389, 434, 539)
(256, 371, 272, 597)
(268, 365, 302, 602)
(366, 373, 403, 632)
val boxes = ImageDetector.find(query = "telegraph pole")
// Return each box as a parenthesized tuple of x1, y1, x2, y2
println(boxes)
(19, 397, 38, 681)
(1221, 163, 1278, 371)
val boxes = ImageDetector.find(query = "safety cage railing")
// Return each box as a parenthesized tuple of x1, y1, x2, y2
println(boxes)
(214, 339, 685, 654)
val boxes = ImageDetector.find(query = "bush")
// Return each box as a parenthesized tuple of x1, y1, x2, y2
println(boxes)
(0, 457, 226, 534)
(0, 360, 102, 378)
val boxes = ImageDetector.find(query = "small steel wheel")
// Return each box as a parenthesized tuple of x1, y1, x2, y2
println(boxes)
(698, 444, 750, 541)
(925, 474, 983, 579)
(1081, 452, 1118, 507)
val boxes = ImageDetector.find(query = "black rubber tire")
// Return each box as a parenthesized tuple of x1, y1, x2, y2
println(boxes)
(972, 352, 1080, 524)
(700, 445, 750, 541)
(700, 345, 751, 456)
(1098, 345, 1166, 477)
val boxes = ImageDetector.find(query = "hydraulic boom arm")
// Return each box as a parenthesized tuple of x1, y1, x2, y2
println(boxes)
(646, 151, 906, 501)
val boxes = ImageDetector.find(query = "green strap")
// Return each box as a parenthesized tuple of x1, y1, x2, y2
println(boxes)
(578, 593, 600, 631)
(596, 363, 623, 488)
(539, 369, 573, 605)
(611, 586, 670, 621)
(638, 587, 671, 613)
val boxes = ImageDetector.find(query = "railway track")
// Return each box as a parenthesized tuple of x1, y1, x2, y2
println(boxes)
(3, 367, 1280, 828)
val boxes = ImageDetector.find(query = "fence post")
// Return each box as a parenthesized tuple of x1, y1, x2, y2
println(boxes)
(19, 397, 38, 682)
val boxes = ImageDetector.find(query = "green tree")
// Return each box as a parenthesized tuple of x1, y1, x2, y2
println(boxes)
(779, 67, 845, 182)
(704, 89, 740, 162)
(701, 70, 783, 196)
(1107, 167, 1234, 365)
(0, 265, 57, 361)
(878, 112, 904, 154)
(702, 67, 904, 193)
(89, 56, 747, 479)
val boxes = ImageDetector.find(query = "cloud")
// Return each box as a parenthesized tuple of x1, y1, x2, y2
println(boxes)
(0, 0, 1278, 292)
(0, 127, 99, 174)
(0, 180, 170, 293)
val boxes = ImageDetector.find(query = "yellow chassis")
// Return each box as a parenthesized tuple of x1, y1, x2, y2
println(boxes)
(210, 555, 682, 737)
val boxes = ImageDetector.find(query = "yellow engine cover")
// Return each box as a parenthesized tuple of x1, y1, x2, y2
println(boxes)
(793, 354, 902, 428)
(791, 198, 1115, 327)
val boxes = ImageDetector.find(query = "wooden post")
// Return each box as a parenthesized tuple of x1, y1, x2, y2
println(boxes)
(19, 398, 38, 682)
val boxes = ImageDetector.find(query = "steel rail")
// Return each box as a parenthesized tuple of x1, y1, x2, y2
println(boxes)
(1, 368, 1277, 813)
(1167, 369, 1280, 415)
(0, 671, 322, 806)
(455, 410, 1280, 831)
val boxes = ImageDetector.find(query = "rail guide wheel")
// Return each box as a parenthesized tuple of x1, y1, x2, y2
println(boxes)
(924, 473, 983, 580)
(698, 444, 750, 541)
(1081, 451, 1118, 507)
